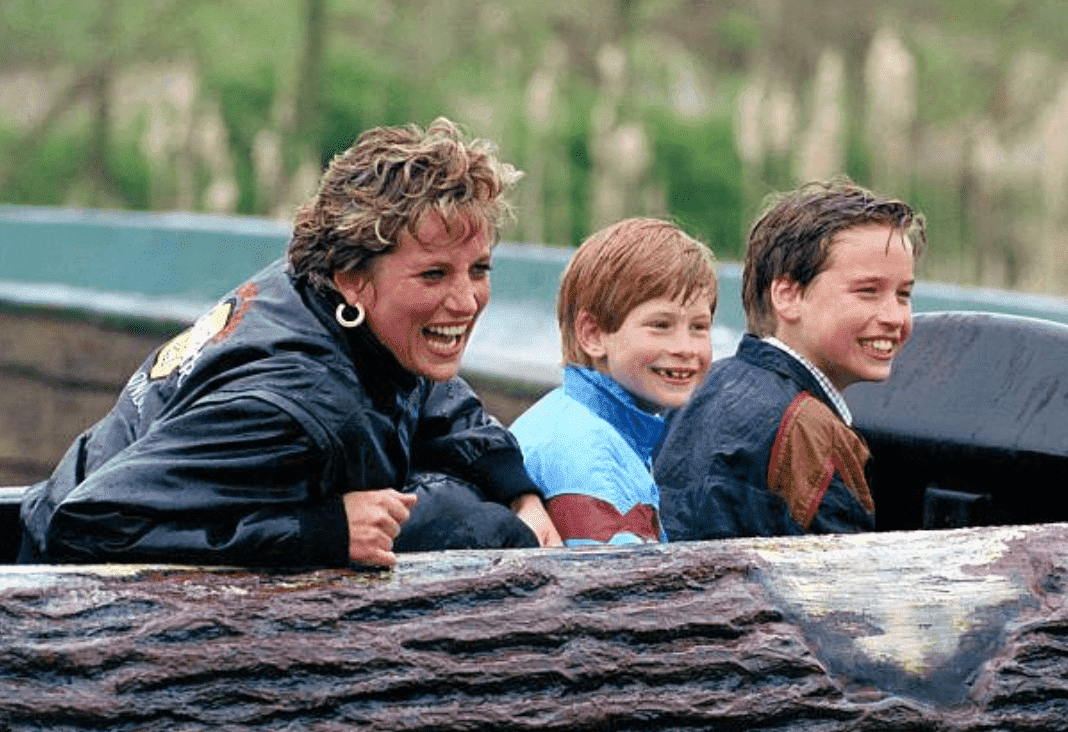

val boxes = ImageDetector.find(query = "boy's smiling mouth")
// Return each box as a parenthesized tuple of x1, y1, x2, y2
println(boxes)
(651, 366, 699, 381)
(860, 337, 897, 357)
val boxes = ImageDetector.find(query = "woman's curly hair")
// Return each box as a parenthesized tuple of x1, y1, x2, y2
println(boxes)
(288, 118, 521, 294)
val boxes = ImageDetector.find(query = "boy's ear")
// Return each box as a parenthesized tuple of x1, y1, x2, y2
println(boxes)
(575, 310, 608, 362)
(769, 276, 804, 326)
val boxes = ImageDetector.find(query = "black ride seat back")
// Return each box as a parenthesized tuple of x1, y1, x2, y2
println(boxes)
(845, 311, 1068, 531)
(0, 486, 24, 562)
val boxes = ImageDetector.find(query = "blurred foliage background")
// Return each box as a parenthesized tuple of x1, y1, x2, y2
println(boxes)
(2, 0, 1068, 293)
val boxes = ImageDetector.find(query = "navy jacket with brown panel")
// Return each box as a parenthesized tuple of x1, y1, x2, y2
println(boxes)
(654, 335, 875, 542)
(19, 259, 541, 566)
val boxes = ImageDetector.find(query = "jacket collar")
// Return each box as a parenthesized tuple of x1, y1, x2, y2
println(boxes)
(563, 366, 666, 464)
(735, 334, 848, 421)
(293, 269, 421, 398)
(762, 337, 852, 424)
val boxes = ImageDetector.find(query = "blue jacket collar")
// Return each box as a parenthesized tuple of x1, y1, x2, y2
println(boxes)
(563, 366, 666, 463)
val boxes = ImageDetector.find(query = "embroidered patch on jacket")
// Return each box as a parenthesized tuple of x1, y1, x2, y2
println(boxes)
(767, 392, 873, 530)
(149, 300, 234, 380)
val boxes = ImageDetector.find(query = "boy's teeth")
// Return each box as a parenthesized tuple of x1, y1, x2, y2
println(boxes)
(865, 338, 893, 352)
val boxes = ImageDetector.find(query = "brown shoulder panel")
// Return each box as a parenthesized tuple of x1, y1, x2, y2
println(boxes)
(767, 393, 873, 530)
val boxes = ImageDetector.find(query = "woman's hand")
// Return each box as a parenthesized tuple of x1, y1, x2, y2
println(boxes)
(511, 493, 562, 547)
(343, 489, 418, 567)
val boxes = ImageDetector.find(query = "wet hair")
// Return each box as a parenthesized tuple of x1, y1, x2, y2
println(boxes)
(288, 118, 521, 294)
(558, 218, 718, 367)
(742, 178, 926, 337)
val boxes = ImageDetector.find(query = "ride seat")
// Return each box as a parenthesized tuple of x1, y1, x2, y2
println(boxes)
(845, 311, 1068, 531)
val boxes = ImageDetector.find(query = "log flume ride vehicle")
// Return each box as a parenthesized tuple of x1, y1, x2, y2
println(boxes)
(1, 310, 1067, 731)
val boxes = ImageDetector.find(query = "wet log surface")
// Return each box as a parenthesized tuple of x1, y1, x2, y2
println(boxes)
(4, 523, 1068, 731)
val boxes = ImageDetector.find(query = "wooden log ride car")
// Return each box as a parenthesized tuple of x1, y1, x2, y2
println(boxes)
(1, 312, 1067, 730)
(0, 524, 1066, 731)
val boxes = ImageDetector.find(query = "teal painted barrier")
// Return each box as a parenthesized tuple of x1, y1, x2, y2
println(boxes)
(0, 205, 287, 301)
(5, 204, 1068, 386)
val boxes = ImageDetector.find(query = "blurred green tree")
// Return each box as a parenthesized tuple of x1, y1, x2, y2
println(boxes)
(4, 0, 1068, 291)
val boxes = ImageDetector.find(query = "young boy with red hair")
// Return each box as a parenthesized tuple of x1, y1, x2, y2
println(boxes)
(511, 218, 718, 546)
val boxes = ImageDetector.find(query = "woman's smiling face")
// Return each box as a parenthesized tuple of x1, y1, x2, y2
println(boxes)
(334, 212, 492, 381)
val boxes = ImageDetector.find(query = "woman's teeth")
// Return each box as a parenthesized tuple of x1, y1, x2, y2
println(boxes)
(424, 324, 466, 344)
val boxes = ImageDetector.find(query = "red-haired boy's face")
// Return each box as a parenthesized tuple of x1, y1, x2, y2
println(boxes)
(772, 224, 915, 391)
(581, 293, 713, 411)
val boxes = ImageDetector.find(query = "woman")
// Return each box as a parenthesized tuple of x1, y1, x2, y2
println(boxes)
(19, 119, 560, 567)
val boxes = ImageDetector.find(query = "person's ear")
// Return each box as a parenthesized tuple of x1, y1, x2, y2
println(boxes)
(770, 276, 804, 325)
(333, 269, 371, 306)
(575, 310, 607, 363)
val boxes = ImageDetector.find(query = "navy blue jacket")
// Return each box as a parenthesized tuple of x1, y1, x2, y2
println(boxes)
(654, 335, 875, 542)
(20, 259, 541, 566)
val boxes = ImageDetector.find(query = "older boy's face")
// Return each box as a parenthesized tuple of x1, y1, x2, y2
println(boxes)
(773, 224, 914, 391)
(592, 293, 713, 411)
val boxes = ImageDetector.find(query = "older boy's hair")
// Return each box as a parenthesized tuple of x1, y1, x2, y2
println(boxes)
(289, 117, 521, 294)
(558, 218, 718, 367)
(742, 179, 926, 337)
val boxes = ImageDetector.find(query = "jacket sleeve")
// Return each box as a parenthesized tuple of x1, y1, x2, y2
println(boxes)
(659, 462, 803, 542)
(807, 477, 877, 534)
(38, 394, 351, 567)
(411, 377, 543, 506)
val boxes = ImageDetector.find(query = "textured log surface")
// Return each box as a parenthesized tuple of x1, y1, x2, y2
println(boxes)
(3, 523, 1068, 731)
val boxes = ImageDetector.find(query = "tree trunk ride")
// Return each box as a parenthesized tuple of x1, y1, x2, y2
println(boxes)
(1, 523, 1067, 731)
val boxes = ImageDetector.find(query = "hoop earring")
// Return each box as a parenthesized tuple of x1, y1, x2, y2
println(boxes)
(336, 302, 365, 328)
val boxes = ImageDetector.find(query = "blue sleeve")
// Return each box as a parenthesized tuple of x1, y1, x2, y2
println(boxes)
(807, 476, 876, 534)
(659, 461, 803, 542)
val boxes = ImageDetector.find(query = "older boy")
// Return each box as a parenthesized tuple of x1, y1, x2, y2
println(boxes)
(510, 218, 717, 546)
(655, 180, 924, 540)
